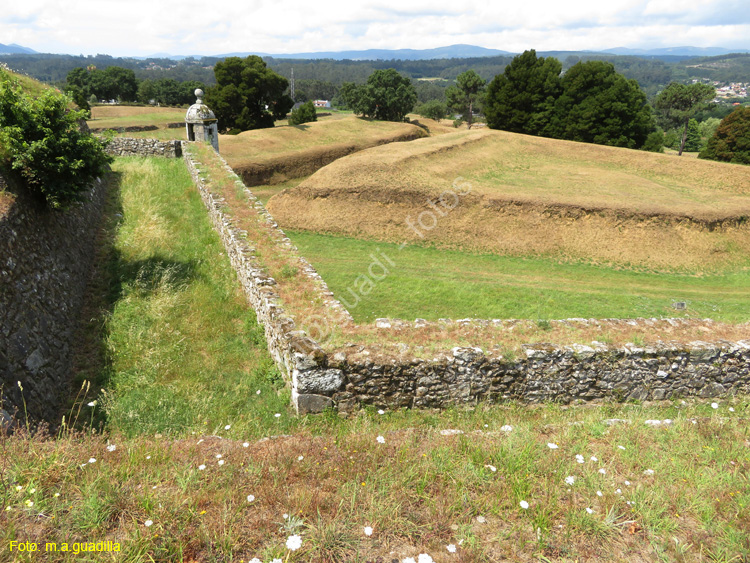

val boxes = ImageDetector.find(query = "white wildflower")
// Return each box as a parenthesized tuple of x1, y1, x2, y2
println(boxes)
(88, 458, 96, 464)
(575, 454, 585, 464)
(247, 495, 255, 503)
(364, 526, 373, 536)
(243, 442, 249, 448)
(144, 519, 153, 527)
(520, 500, 529, 509)
(25, 500, 34, 507)
(298, 455, 304, 461)
(476, 515, 486, 523)
(378, 409, 385, 415)
(107, 444, 116, 452)
(711, 402, 719, 409)
(198, 464, 206, 471)
(624, 480, 631, 486)
(286, 534, 302, 551)
(256, 390, 261, 395)
(218, 459, 225, 466)
(644, 469, 654, 476)
(500, 425, 513, 432)
(615, 488, 622, 495)
(447, 544, 457, 553)
(418, 554, 435, 563)
(485, 464, 497, 472)
(224, 424, 231, 430)
(216, 454, 222, 459)
(598, 468, 606, 475)
(618, 445, 626, 450)
(376, 435, 385, 444)
(547, 443, 559, 450)
(403, 558, 416, 563)
(596, 490, 603, 497)
(565, 476, 576, 485)
(590, 456, 598, 462)
(274, 413, 281, 418)
(87, 401, 96, 407)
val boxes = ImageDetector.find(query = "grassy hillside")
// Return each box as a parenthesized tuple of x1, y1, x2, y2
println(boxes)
(221, 115, 428, 186)
(268, 129, 750, 273)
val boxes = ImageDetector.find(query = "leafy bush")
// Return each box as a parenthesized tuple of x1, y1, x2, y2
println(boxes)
(0, 70, 111, 209)
(416, 100, 448, 121)
(288, 100, 317, 125)
(699, 106, 750, 165)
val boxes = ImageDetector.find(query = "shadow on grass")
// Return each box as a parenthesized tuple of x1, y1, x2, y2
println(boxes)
(66, 170, 201, 431)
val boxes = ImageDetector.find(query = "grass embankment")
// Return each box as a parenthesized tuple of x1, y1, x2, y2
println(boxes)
(268, 129, 750, 273)
(3, 155, 748, 562)
(287, 230, 750, 324)
(221, 115, 427, 186)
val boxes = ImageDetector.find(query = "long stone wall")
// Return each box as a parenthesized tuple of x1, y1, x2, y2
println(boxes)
(104, 137, 182, 158)
(183, 145, 750, 415)
(0, 173, 108, 422)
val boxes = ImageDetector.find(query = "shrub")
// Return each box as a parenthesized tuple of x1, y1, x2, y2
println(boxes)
(288, 101, 317, 125)
(0, 70, 111, 209)
(699, 106, 750, 165)
(416, 100, 448, 121)
(642, 131, 665, 153)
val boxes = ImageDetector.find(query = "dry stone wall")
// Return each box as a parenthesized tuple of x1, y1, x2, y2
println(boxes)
(0, 172, 108, 422)
(104, 137, 182, 158)
(183, 145, 750, 415)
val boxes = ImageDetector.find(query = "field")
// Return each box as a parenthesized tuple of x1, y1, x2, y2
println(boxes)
(287, 230, 750, 324)
(3, 156, 748, 562)
(87, 105, 187, 135)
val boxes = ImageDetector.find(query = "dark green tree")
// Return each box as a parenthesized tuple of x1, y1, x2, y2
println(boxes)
(416, 100, 448, 121)
(103, 66, 137, 102)
(484, 50, 562, 136)
(445, 69, 486, 128)
(346, 69, 417, 122)
(0, 71, 111, 209)
(699, 106, 750, 165)
(205, 56, 293, 132)
(683, 118, 703, 152)
(653, 82, 715, 155)
(550, 61, 654, 149)
(288, 100, 317, 125)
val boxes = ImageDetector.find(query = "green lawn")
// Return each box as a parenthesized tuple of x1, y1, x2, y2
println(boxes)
(287, 230, 750, 323)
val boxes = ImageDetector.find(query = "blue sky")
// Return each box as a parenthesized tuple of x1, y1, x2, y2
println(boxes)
(1, 0, 749, 57)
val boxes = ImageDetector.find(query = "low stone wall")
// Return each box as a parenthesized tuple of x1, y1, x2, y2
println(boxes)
(104, 137, 182, 158)
(183, 144, 750, 415)
(0, 172, 108, 422)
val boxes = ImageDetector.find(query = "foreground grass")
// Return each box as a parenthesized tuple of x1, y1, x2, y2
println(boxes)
(287, 230, 750, 324)
(2, 401, 749, 562)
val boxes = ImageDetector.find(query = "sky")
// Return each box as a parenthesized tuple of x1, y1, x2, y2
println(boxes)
(1, 0, 749, 57)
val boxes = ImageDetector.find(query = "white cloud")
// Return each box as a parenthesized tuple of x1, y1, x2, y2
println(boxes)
(0, 0, 747, 56)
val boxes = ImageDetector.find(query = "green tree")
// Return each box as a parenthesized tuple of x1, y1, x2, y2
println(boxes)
(0, 71, 111, 209)
(653, 82, 715, 155)
(346, 69, 417, 122)
(445, 69, 486, 128)
(205, 55, 293, 132)
(416, 100, 448, 121)
(484, 50, 562, 136)
(288, 100, 317, 125)
(683, 118, 703, 152)
(699, 106, 750, 165)
(550, 61, 654, 149)
(103, 66, 137, 102)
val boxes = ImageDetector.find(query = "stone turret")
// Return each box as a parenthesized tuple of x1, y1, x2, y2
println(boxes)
(185, 89, 219, 152)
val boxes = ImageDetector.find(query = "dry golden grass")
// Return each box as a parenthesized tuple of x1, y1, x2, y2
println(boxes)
(268, 129, 750, 272)
(220, 115, 427, 186)
(87, 106, 186, 132)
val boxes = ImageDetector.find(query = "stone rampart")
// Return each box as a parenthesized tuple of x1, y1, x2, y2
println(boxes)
(104, 137, 182, 158)
(182, 144, 750, 415)
(0, 173, 108, 422)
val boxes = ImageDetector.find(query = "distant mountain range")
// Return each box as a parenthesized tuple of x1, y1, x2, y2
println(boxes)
(2, 42, 749, 61)
(0, 43, 37, 55)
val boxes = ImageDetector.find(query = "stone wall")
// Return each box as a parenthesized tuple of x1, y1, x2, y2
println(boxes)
(104, 137, 182, 158)
(0, 172, 108, 422)
(183, 145, 750, 416)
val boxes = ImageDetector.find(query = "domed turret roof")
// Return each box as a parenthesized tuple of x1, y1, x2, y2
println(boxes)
(185, 89, 217, 123)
